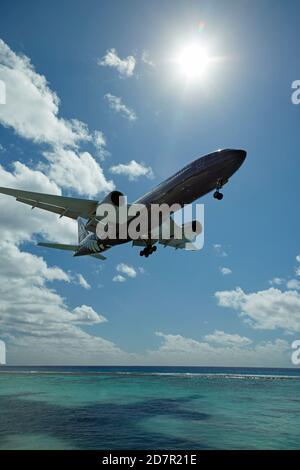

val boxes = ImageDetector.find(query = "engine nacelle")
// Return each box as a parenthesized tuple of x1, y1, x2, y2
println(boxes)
(98, 190, 125, 208)
(92, 191, 127, 232)
(181, 220, 202, 240)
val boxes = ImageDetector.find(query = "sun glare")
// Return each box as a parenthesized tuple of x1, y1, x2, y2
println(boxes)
(176, 43, 210, 80)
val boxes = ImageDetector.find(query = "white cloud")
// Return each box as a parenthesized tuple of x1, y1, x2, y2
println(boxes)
(219, 266, 232, 275)
(0, 40, 115, 198)
(204, 330, 252, 346)
(213, 244, 228, 257)
(116, 263, 137, 278)
(141, 50, 155, 67)
(113, 274, 126, 283)
(93, 130, 110, 160)
(0, 239, 128, 365)
(215, 286, 300, 333)
(0, 161, 76, 244)
(44, 148, 115, 197)
(72, 305, 106, 324)
(77, 274, 91, 290)
(98, 48, 136, 77)
(146, 331, 290, 367)
(155, 331, 203, 353)
(296, 255, 300, 263)
(110, 159, 154, 181)
(269, 277, 285, 286)
(104, 93, 137, 121)
(286, 279, 300, 290)
(0, 39, 90, 147)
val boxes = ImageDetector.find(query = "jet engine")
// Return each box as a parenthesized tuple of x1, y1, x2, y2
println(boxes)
(181, 220, 202, 240)
(98, 190, 125, 207)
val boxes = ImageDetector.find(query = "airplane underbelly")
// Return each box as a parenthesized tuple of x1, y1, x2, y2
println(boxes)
(164, 171, 215, 206)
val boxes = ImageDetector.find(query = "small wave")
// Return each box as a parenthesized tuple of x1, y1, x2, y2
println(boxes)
(0, 370, 300, 380)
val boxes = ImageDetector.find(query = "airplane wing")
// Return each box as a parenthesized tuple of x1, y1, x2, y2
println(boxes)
(0, 187, 98, 220)
(37, 242, 79, 251)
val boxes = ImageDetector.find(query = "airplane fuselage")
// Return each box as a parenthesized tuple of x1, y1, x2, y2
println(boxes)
(135, 148, 246, 207)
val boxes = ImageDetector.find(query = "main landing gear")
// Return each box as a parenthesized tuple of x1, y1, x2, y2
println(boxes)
(140, 245, 157, 257)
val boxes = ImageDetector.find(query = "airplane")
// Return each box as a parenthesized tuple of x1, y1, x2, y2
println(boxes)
(0, 148, 246, 259)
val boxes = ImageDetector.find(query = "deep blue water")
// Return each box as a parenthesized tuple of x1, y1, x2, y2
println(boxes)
(0, 366, 300, 449)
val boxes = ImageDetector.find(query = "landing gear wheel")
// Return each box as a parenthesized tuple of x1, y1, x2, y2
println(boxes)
(213, 190, 223, 200)
(140, 245, 157, 257)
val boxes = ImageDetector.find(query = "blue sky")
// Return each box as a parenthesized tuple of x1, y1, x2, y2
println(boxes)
(0, 0, 300, 366)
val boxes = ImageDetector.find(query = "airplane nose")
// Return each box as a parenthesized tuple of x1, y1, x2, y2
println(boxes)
(236, 149, 247, 163)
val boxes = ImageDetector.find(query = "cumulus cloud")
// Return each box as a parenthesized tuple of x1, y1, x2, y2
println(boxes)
(116, 263, 137, 278)
(0, 39, 90, 147)
(98, 48, 136, 77)
(204, 330, 252, 346)
(269, 277, 285, 286)
(110, 160, 153, 181)
(296, 255, 300, 276)
(141, 50, 155, 67)
(44, 148, 115, 197)
(0, 39, 114, 197)
(113, 274, 126, 283)
(104, 93, 137, 121)
(146, 331, 290, 367)
(215, 286, 300, 333)
(0, 161, 76, 244)
(213, 244, 228, 257)
(287, 279, 300, 290)
(72, 305, 106, 324)
(219, 266, 232, 276)
(76, 274, 91, 290)
(93, 130, 110, 160)
(0, 240, 127, 365)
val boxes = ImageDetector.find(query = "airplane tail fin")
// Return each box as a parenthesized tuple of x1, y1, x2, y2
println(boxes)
(78, 217, 89, 244)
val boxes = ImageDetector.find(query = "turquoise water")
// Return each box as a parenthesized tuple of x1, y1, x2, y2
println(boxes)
(0, 366, 300, 449)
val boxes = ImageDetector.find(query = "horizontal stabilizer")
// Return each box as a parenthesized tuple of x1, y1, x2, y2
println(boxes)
(37, 242, 79, 251)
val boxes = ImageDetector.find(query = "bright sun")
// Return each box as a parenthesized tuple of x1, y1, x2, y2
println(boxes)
(177, 44, 210, 80)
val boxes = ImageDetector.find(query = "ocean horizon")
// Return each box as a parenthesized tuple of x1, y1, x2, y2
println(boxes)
(0, 366, 300, 450)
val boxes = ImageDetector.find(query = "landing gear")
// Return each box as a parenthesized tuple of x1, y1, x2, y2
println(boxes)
(214, 179, 225, 200)
(213, 190, 223, 200)
(140, 245, 157, 257)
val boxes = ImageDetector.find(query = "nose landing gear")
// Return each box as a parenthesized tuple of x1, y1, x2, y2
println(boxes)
(140, 245, 157, 257)
(213, 179, 225, 200)
(213, 190, 223, 200)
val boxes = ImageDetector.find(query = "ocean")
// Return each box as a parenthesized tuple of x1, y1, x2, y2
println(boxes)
(0, 366, 300, 450)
